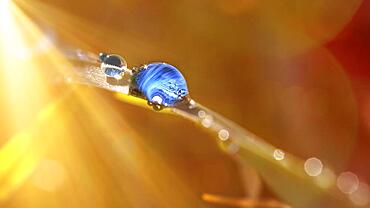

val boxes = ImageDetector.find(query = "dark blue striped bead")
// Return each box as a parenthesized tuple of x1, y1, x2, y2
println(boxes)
(133, 63, 188, 106)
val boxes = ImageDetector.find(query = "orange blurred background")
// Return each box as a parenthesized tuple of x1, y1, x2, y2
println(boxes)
(0, 0, 369, 207)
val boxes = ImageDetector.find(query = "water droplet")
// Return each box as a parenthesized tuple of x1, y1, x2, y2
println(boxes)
(133, 63, 188, 106)
(100, 54, 127, 78)
(198, 110, 206, 118)
(218, 129, 230, 141)
(273, 149, 285, 161)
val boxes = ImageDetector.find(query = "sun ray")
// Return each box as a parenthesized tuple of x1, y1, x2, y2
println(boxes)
(0, 1, 207, 207)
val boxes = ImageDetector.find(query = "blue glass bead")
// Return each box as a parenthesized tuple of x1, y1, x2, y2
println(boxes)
(133, 63, 189, 106)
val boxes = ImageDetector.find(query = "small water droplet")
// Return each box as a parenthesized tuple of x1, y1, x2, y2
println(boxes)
(218, 129, 230, 141)
(198, 110, 206, 118)
(273, 149, 285, 161)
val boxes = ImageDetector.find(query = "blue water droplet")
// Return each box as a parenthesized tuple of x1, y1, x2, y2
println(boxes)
(133, 63, 189, 106)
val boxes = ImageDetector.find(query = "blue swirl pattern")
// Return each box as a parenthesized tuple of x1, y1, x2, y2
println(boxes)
(133, 63, 189, 106)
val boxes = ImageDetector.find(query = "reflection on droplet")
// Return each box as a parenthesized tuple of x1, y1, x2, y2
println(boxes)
(349, 183, 370, 206)
(337, 172, 360, 194)
(273, 149, 285, 161)
(189, 100, 196, 109)
(31, 159, 66, 192)
(152, 95, 163, 104)
(114, 74, 123, 80)
(304, 157, 323, 177)
(218, 129, 230, 141)
(198, 110, 206, 118)
(201, 115, 214, 128)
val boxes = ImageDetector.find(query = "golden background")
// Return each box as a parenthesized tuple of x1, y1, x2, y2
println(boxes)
(0, 0, 369, 207)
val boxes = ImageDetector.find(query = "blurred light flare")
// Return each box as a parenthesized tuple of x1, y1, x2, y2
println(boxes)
(0, 0, 108, 203)
(337, 172, 360, 194)
(0, 98, 65, 201)
(0, 0, 51, 127)
(0, 132, 35, 200)
(0, 0, 204, 200)
(314, 168, 336, 189)
(0, 0, 49, 200)
(349, 183, 370, 206)
(362, 95, 370, 134)
(0, 0, 11, 9)
(202, 193, 291, 208)
(304, 157, 323, 177)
